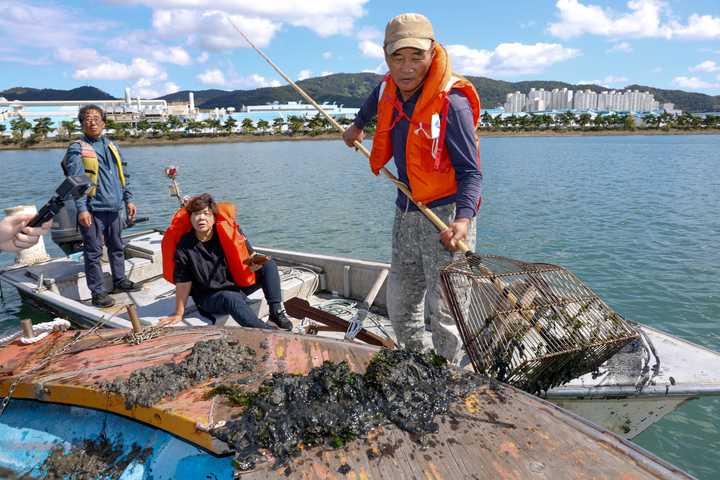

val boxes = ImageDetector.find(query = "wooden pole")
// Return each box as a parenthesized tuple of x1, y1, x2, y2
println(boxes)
(126, 303, 143, 333)
(21, 319, 35, 340)
(225, 17, 468, 253)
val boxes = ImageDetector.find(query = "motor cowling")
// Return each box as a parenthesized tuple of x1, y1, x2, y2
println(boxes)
(49, 203, 83, 255)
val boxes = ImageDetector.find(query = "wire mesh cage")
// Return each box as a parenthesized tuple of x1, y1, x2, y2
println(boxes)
(440, 254, 638, 393)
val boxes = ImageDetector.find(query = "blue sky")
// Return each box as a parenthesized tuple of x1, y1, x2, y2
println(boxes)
(1, 0, 719, 100)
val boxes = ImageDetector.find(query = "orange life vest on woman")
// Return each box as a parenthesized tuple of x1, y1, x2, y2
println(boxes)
(369, 42, 481, 206)
(161, 203, 256, 287)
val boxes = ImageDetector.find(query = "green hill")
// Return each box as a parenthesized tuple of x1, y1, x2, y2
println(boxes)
(3, 76, 719, 113)
(0, 86, 116, 102)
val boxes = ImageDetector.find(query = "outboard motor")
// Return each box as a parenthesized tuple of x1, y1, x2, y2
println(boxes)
(50, 202, 150, 256)
(49, 202, 83, 255)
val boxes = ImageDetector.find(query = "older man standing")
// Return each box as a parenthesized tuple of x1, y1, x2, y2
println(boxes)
(63, 104, 141, 307)
(342, 13, 482, 364)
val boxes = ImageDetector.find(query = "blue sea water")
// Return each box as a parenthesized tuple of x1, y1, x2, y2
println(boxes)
(1, 134, 719, 478)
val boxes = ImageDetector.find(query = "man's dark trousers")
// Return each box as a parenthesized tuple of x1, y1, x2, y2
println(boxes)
(79, 211, 126, 295)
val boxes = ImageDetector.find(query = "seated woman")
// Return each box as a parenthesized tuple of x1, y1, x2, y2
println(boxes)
(159, 193, 293, 330)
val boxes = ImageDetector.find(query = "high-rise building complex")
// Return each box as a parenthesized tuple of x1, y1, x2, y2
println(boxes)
(503, 88, 659, 113)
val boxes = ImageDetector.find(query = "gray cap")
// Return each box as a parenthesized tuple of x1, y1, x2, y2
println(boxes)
(384, 13, 434, 55)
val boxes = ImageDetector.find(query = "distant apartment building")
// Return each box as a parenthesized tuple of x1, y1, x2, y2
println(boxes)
(504, 92, 527, 114)
(551, 88, 573, 110)
(503, 87, 660, 113)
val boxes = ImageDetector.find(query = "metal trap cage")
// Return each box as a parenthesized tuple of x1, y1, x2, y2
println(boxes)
(440, 254, 638, 393)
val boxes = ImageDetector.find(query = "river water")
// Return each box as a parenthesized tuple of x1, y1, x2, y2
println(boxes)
(1, 135, 719, 478)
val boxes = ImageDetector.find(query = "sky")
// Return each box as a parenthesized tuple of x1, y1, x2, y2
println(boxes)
(1, 0, 720, 102)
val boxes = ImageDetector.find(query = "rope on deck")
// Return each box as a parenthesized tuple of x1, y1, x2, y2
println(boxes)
(0, 318, 71, 345)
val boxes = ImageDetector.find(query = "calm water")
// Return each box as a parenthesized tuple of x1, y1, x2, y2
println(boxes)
(1, 135, 719, 478)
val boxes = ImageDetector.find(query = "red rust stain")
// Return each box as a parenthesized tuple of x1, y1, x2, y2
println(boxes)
(308, 340, 331, 368)
(492, 461, 522, 480)
(312, 461, 338, 479)
(571, 472, 590, 478)
(619, 473, 640, 480)
(500, 441, 519, 459)
(281, 337, 315, 374)
(344, 353, 358, 373)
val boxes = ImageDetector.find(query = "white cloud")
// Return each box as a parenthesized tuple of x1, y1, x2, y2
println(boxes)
(131, 78, 180, 99)
(297, 69, 314, 81)
(321, 71, 333, 76)
(323, 52, 332, 59)
(689, 61, 720, 72)
(151, 46, 193, 66)
(363, 62, 388, 75)
(196, 67, 281, 89)
(150, 1, 368, 51)
(359, 40, 384, 59)
(604, 75, 628, 83)
(196, 52, 209, 64)
(447, 42, 581, 77)
(548, 0, 720, 41)
(520, 20, 536, 29)
(646, 67, 663, 73)
(670, 14, 720, 41)
(606, 41, 633, 53)
(56, 47, 168, 83)
(356, 26, 382, 42)
(153, 10, 283, 51)
(669, 76, 719, 89)
(579, 80, 602, 85)
(197, 69, 226, 86)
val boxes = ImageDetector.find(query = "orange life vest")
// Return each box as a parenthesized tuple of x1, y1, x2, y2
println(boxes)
(369, 42, 481, 206)
(161, 203, 256, 287)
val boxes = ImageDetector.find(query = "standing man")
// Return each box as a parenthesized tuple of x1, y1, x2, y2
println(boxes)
(63, 104, 141, 307)
(342, 13, 482, 364)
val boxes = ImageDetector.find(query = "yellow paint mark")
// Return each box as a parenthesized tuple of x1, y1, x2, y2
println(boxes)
(500, 441, 519, 459)
(358, 466, 371, 480)
(464, 394, 481, 414)
(492, 461, 521, 480)
(428, 462, 443, 479)
(276, 344, 284, 358)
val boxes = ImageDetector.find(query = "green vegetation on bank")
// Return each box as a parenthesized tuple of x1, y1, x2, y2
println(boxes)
(2, 111, 718, 150)
(4, 74, 720, 113)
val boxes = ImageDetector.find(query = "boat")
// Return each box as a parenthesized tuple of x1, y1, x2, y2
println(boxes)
(1, 170, 717, 478)
(0, 323, 694, 479)
(2, 233, 719, 443)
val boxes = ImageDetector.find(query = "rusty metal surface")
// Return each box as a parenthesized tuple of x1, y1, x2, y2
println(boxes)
(0, 326, 692, 479)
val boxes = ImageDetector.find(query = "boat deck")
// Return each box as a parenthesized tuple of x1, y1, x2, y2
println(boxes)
(0, 326, 692, 479)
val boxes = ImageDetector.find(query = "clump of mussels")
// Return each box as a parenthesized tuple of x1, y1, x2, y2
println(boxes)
(102, 339, 258, 410)
(205, 347, 484, 470)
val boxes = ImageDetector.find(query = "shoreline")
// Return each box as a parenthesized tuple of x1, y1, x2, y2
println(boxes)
(1, 127, 718, 151)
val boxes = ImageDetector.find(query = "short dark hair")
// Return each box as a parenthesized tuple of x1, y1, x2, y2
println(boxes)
(78, 104, 106, 123)
(185, 193, 219, 218)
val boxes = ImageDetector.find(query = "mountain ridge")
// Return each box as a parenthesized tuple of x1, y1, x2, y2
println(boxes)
(3, 76, 719, 113)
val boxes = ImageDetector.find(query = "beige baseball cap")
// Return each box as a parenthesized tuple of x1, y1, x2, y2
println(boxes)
(384, 13, 434, 55)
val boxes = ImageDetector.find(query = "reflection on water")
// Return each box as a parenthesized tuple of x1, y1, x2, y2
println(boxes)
(1, 135, 719, 478)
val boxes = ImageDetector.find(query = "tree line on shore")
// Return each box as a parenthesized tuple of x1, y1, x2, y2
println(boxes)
(2, 110, 718, 148)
